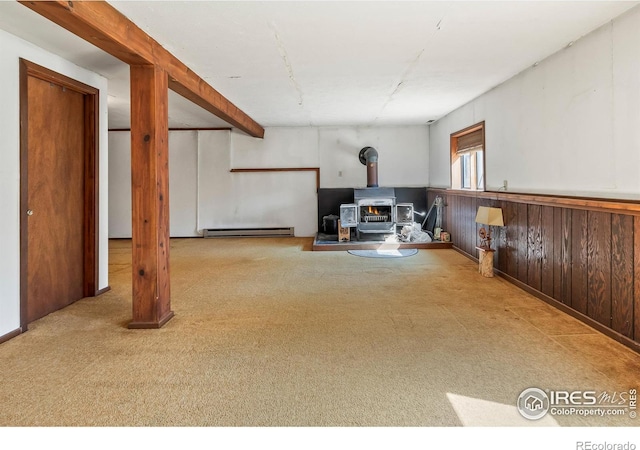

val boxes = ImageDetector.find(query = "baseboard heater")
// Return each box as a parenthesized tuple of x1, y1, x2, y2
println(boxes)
(203, 227, 295, 238)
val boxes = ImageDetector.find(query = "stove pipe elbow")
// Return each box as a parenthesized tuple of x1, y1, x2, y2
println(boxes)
(359, 146, 379, 188)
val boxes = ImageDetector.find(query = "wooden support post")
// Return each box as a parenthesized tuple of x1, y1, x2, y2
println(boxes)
(476, 246, 495, 278)
(129, 64, 174, 329)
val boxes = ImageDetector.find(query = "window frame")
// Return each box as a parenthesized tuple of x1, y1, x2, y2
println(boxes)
(450, 121, 486, 191)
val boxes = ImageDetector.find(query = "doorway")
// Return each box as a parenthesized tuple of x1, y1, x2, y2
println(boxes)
(19, 59, 100, 330)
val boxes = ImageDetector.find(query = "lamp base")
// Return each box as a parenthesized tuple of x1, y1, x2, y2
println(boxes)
(476, 246, 495, 277)
(478, 227, 493, 249)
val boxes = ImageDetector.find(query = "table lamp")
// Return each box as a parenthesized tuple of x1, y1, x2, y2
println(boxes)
(475, 206, 504, 249)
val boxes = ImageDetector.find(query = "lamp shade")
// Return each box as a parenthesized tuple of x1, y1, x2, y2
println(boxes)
(475, 206, 504, 226)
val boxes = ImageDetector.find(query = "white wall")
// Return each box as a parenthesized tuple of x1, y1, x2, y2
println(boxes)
(225, 128, 320, 237)
(169, 132, 199, 236)
(197, 130, 232, 233)
(429, 5, 640, 200)
(108, 131, 200, 238)
(108, 131, 131, 238)
(109, 125, 429, 238)
(0, 29, 109, 338)
(318, 126, 429, 189)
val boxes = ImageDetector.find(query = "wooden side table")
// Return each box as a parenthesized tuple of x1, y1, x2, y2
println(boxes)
(475, 246, 495, 277)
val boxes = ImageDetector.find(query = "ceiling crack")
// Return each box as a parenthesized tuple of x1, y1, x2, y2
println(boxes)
(374, 48, 425, 122)
(269, 21, 305, 109)
(372, 10, 449, 125)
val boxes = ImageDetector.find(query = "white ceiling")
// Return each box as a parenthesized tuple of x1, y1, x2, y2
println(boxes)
(0, 0, 638, 130)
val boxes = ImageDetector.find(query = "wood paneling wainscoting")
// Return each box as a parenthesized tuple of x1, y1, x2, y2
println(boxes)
(428, 188, 640, 353)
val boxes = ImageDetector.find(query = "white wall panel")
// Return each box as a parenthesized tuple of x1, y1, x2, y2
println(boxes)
(612, 8, 640, 194)
(198, 129, 319, 237)
(231, 127, 319, 168)
(168, 132, 198, 237)
(107, 131, 131, 238)
(197, 130, 232, 232)
(317, 127, 367, 188)
(429, 6, 640, 199)
(318, 126, 429, 189)
(109, 131, 200, 238)
(109, 126, 429, 239)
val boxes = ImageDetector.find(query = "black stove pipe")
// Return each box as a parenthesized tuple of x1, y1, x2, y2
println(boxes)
(359, 146, 379, 188)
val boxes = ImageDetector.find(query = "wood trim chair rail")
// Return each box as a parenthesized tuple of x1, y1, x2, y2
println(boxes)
(429, 188, 640, 216)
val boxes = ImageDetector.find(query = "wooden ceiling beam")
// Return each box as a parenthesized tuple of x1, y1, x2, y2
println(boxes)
(19, 0, 265, 138)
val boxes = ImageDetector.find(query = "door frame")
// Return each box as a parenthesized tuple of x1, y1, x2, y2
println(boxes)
(19, 59, 100, 331)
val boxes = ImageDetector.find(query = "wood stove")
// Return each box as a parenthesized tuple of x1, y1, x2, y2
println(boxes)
(354, 187, 396, 241)
(340, 187, 413, 241)
(337, 146, 413, 242)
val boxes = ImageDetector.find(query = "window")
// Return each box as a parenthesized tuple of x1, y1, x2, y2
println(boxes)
(460, 153, 471, 189)
(450, 121, 485, 191)
(475, 150, 484, 189)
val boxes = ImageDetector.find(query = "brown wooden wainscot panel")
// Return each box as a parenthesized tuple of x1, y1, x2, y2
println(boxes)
(540, 206, 555, 298)
(587, 211, 612, 327)
(634, 216, 640, 341)
(517, 203, 528, 284)
(560, 208, 573, 306)
(571, 209, 589, 316)
(527, 204, 542, 292)
(612, 214, 634, 338)
(428, 188, 640, 353)
(504, 201, 518, 279)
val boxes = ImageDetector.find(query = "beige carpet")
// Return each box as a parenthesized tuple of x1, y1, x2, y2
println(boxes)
(1, 237, 639, 427)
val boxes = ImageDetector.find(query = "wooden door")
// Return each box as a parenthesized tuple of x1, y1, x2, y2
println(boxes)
(20, 60, 99, 326)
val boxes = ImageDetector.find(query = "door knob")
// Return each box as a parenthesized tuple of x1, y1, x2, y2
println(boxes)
(26, 209, 33, 216)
